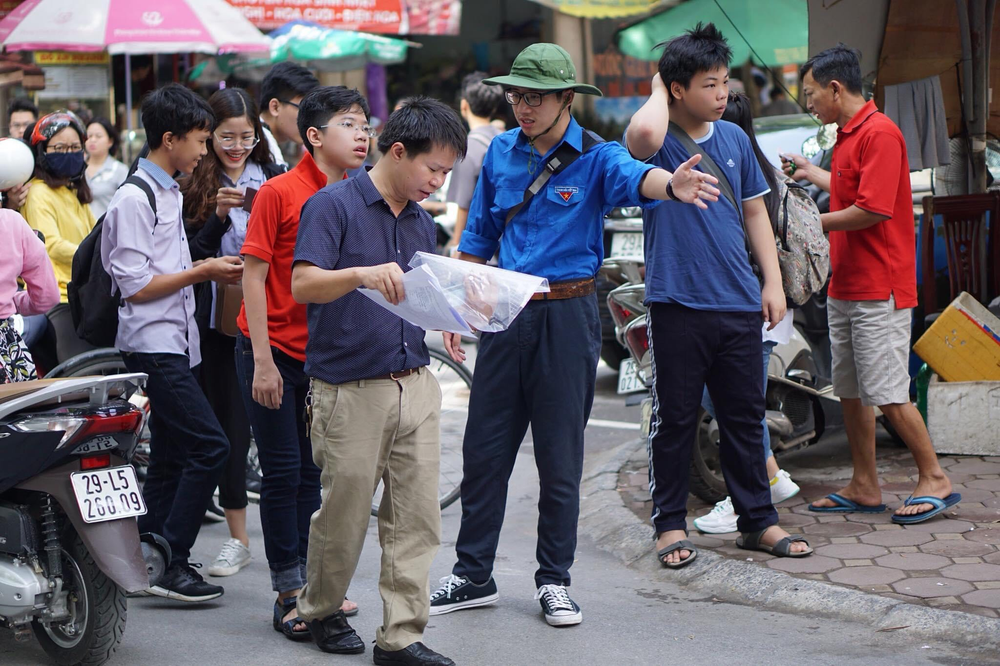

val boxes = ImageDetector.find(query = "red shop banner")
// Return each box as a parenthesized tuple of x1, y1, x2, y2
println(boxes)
(226, 0, 462, 35)
(0, 0, 24, 21)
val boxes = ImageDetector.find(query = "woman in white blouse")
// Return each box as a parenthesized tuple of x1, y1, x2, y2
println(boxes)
(85, 117, 128, 218)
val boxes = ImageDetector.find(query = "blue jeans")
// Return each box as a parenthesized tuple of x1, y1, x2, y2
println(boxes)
(121, 352, 229, 566)
(234, 334, 320, 593)
(701, 340, 778, 462)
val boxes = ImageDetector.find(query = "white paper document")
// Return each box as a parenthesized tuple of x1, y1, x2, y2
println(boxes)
(359, 264, 474, 335)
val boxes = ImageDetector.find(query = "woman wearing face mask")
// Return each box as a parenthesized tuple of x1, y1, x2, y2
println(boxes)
(85, 116, 128, 218)
(180, 87, 284, 580)
(21, 111, 97, 366)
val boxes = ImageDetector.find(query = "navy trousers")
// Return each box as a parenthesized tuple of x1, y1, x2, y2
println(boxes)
(646, 303, 777, 535)
(453, 294, 601, 588)
(122, 351, 230, 566)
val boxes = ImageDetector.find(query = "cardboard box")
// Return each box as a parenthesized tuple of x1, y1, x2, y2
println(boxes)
(926, 373, 1000, 455)
(913, 292, 1000, 382)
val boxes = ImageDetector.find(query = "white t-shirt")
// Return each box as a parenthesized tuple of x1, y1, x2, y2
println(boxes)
(261, 122, 287, 167)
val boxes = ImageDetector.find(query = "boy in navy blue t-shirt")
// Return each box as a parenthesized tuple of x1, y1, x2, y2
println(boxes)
(625, 23, 812, 566)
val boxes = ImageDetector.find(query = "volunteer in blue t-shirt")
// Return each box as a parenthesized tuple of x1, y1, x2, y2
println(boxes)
(432, 43, 720, 628)
(625, 24, 814, 567)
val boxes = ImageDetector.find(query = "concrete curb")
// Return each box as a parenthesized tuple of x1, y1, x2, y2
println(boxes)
(579, 439, 1000, 650)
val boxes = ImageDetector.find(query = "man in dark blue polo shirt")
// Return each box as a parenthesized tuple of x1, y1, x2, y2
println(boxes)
(430, 44, 720, 628)
(290, 97, 466, 666)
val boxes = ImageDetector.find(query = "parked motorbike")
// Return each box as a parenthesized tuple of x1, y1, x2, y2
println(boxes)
(0, 373, 169, 666)
(599, 207, 645, 368)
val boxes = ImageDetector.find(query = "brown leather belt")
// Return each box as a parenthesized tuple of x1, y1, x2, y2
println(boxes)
(531, 277, 596, 301)
(367, 368, 418, 381)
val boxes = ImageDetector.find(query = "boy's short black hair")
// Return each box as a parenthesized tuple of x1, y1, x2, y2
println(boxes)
(657, 22, 732, 95)
(377, 96, 467, 161)
(141, 83, 214, 150)
(461, 72, 503, 118)
(260, 62, 319, 112)
(297, 86, 371, 156)
(8, 97, 37, 121)
(800, 44, 863, 94)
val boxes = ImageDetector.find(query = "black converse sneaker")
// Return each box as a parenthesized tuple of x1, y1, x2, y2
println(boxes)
(534, 584, 582, 626)
(429, 575, 499, 615)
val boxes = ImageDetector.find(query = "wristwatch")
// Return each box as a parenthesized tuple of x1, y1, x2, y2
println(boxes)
(665, 177, 676, 201)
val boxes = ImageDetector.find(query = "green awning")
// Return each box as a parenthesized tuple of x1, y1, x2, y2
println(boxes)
(268, 23, 407, 66)
(616, 0, 808, 67)
(528, 0, 670, 18)
(189, 22, 409, 81)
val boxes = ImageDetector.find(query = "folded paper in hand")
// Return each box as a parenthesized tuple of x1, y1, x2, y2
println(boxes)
(359, 264, 474, 335)
(358, 252, 549, 333)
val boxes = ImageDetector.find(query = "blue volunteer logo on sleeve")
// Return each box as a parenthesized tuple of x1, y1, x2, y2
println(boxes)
(554, 186, 579, 202)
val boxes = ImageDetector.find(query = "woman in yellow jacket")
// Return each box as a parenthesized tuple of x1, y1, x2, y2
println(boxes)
(21, 111, 97, 365)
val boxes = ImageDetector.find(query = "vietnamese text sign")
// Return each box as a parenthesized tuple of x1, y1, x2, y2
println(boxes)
(37, 66, 109, 99)
(226, 0, 461, 35)
(35, 51, 110, 66)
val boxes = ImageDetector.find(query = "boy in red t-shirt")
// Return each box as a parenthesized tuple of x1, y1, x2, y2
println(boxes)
(235, 86, 373, 638)
(783, 46, 957, 525)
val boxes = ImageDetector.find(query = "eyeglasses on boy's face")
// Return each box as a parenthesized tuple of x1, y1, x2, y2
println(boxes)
(319, 120, 377, 138)
(504, 89, 559, 107)
(214, 132, 260, 150)
(278, 99, 300, 109)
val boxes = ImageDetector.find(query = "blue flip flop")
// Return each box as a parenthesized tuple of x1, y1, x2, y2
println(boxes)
(891, 493, 962, 525)
(808, 493, 887, 514)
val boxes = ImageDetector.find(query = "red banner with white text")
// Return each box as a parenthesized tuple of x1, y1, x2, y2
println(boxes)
(225, 0, 461, 35)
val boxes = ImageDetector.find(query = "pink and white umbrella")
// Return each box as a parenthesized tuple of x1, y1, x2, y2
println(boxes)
(0, 0, 270, 55)
(0, 0, 269, 129)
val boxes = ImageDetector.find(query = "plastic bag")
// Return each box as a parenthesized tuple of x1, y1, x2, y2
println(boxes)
(408, 252, 549, 332)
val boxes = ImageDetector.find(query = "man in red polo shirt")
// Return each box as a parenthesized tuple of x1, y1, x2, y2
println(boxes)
(783, 45, 957, 525)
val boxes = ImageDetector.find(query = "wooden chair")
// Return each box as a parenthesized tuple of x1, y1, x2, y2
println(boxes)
(920, 192, 1000, 317)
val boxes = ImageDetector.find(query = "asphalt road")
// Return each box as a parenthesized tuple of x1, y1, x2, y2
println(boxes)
(3, 361, 995, 666)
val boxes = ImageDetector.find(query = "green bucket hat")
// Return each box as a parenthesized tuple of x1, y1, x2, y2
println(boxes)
(483, 43, 603, 97)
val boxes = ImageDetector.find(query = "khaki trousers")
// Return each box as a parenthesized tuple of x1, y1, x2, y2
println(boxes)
(297, 367, 442, 651)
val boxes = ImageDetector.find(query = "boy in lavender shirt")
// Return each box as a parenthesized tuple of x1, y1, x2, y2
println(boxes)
(102, 84, 242, 603)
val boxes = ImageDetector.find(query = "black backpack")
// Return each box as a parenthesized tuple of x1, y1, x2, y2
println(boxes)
(68, 176, 157, 347)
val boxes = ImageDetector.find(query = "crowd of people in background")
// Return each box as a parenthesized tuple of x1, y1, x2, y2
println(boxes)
(0, 21, 958, 666)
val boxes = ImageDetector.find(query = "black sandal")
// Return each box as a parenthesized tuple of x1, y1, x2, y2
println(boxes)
(273, 596, 311, 641)
(656, 537, 698, 569)
(737, 528, 813, 558)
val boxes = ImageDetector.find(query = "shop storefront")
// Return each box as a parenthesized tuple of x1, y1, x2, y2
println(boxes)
(33, 51, 113, 121)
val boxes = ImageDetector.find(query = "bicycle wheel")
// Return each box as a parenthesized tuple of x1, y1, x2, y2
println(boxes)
(370, 348, 471, 517)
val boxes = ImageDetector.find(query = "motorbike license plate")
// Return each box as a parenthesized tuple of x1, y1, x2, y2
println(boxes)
(70, 466, 147, 524)
(610, 232, 644, 259)
(617, 358, 645, 395)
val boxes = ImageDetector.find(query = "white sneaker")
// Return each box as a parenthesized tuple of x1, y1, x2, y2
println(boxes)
(770, 469, 800, 504)
(693, 496, 738, 534)
(534, 584, 582, 626)
(206, 538, 251, 577)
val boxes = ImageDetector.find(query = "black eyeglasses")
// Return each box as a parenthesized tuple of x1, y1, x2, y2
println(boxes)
(504, 89, 559, 107)
(278, 99, 300, 109)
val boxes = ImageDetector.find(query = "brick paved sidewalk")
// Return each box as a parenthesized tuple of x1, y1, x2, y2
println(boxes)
(619, 438, 1000, 618)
